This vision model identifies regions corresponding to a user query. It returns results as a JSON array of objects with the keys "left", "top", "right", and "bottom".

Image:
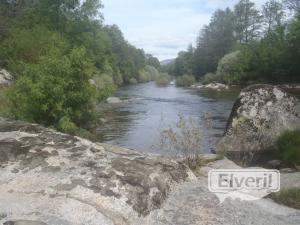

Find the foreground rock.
[
  {"left": 0, "top": 69, "right": 13, "bottom": 86},
  {"left": 217, "top": 84, "right": 300, "bottom": 163},
  {"left": 0, "top": 118, "right": 190, "bottom": 225},
  {"left": 148, "top": 159, "right": 300, "bottom": 225},
  {"left": 0, "top": 118, "right": 300, "bottom": 225}
]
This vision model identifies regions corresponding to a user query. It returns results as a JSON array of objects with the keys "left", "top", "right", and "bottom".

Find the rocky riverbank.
[
  {"left": 0, "top": 117, "right": 300, "bottom": 225},
  {"left": 1, "top": 84, "right": 300, "bottom": 225}
]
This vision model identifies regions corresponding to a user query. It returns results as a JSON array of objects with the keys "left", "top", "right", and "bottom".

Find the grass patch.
[
  {"left": 0, "top": 87, "right": 9, "bottom": 116},
  {"left": 277, "top": 130, "right": 300, "bottom": 167},
  {"left": 269, "top": 188, "right": 300, "bottom": 209}
]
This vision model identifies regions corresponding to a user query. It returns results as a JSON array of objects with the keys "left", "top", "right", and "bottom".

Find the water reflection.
[{"left": 95, "top": 82, "right": 240, "bottom": 155}]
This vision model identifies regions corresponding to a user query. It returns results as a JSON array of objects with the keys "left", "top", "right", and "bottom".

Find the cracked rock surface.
[
  {"left": 0, "top": 118, "right": 189, "bottom": 225},
  {"left": 0, "top": 118, "right": 300, "bottom": 225}
]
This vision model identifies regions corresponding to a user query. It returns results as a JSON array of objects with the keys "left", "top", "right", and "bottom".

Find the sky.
[{"left": 102, "top": 0, "right": 268, "bottom": 61}]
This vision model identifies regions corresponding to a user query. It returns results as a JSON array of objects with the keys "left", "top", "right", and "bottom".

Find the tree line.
[
  {"left": 165, "top": 0, "right": 300, "bottom": 85},
  {"left": 0, "top": 0, "right": 161, "bottom": 135}
]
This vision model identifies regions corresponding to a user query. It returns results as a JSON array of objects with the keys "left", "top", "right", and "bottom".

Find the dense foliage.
[
  {"left": 166, "top": 0, "right": 300, "bottom": 84},
  {"left": 0, "top": 0, "right": 162, "bottom": 133},
  {"left": 176, "top": 74, "right": 196, "bottom": 87}
]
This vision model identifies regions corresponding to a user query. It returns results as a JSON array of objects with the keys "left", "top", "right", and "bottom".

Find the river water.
[{"left": 96, "top": 82, "right": 240, "bottom": 155}]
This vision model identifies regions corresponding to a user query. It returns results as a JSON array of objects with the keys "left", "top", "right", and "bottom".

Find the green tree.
[
  {"left": 8, "top": 47, "right": 96, "bottom": 129},
  {"left": 263, "top": 0, "right": 285, "bottom": 34},
  {"left": 234, "top": 0, "right": 263, "bottom": 44},
  {"left": 284, "top": 0, "right": 300, "bottom": 13},
  {"left": 193, "top": 8, "right": 236, "bottom": 77}
]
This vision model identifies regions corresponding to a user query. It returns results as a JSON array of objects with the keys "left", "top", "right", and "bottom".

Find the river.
[{"left": 96, "top": 82, "right": 240, "bottom": 155}]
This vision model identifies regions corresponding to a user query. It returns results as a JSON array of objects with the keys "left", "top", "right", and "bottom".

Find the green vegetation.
[
  {"left": 159, "top": 114, "right": 203, "bottom": 169},
  {"left": 276, "top": 130, "right": 300, "bottom": 167},
  {"left": 270, "top": 188, "right": 300, "bottom": 209},
  {"left": 138, "top": 65, "right": 160, "bottom": 83},
  {"left": 155, "top": 73, "right": 172, "bottom": 86},
  {"left": 164, "top": 0, "right": 300, "bottom": 85},
  {"left": 176, "top": 74, "right": 195, "bottom": 87},
  {"left": 0, "top": 0, "right": 164, "bottom": 135}
]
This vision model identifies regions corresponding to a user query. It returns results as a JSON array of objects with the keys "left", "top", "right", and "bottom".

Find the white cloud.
[{"left": 102, "top": 0, "right": 268, "bottom": 60}]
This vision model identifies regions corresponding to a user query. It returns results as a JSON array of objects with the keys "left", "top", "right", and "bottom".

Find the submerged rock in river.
[{"left": 217, "top": 84, "right": 300, "bottom": 164}]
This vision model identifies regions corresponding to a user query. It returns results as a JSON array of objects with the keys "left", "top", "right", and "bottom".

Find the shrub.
[
  {"left": 155, "top": 73, "right": 171, "bottom": 86},
  {"left": 0, "top": 25, "right": 68, "bottom": 76},
  {"left": 215, "top": 50, "right": 251, "bottom": 85},
  {"left": 138, "top": 69, "right": 151, "bottom": 83},
  {"left": 145, "top": 65, "right": 160, "bottom": 80},
  {"left": 7, "top": 47, "right": 96, "bottom": 129},
  {"left": 138, "top": 65, "right": 160, "bottom": 83},
  {"left": 202, "top": 73, "right": 220, "bottom": 84},
  {"left": 93, "top": 73, "right": 116, "bottom": 101},
  {"left": 57, "top": 116, "right": 77, "bottom": 135},
  {"left": 159, "top": 114, "right": 203, "bottom": 169},
  {"left": 176, "top": 74, "right": 195, "bottom": 87},
  {"left": 129, "top": 77, "right": 138, "bottom": 84},
  {"left": 277, "top": 130, "right": 300, "bottom": 166}
]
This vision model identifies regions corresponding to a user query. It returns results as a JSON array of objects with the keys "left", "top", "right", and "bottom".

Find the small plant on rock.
[{"left": 159, "top": 113, "right": 203, "bottom": 169}]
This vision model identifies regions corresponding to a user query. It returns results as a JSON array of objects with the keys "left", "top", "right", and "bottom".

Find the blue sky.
[{"left": 102, "top": 0, "right": 268, "bottom": 60}]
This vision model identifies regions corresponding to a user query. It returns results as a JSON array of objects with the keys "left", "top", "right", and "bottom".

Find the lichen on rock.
[
  {"left": 0, "top": 118, "right": 190, "bottom": 225},
  {"left": 217, "top": 84, "right": 300, "bottom": 164}
]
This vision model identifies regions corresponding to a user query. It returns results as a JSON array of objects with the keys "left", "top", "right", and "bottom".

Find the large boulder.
[
  {"left": 217, "top": 84, "right": 300, "bottom": 163},
  {"left": 0, "top": 69, "right": 13, "bottom": 86},
  {"left": 0, "top": 118, "right": 190, "bottom": 225}
]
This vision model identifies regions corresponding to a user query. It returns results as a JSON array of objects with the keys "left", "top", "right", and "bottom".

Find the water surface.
[{"left": 96, "top": 82, "right": 240, "bottom": 155}]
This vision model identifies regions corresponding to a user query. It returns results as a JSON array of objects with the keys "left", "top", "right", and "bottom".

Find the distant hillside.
[{"left": 160, "top": 59, "right": 175, "bottom": 66}]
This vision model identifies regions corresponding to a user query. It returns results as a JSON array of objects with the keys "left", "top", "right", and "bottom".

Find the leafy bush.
[
  {"left": 155, "top": 73, "right": 171, "bottom": 86},
  {"left": 202, "top": 73, "right": 221, "bottom": 84},
  {"left": 213, "top": 50, "right": 252, "bottom": 85},
  {"left": 0, "top": 25, "right": 68, "bottom": 76},
  {"left": 138, "top": 70, "right": 151, "bottom": 83},
  {"left": 129, "top": 77, "right": 138, "bottom": 84},
  {"left": 57, "top": 116, "right": 77, "bottom": 135},
  {"left": 176, "top": 74, "right": 195, "bottom": 87},
  {"left": 93, "top": 73, "right": 116, "bottom": 101},
  {"left": 7, "top": 47, "right": 96, "bottom": 130},
  {"left": 145, "top": 65, "right": 160, "bottom": 80},
  {"left": 277, "top": 130, "right": 300, "bottom": 166},
  {"left": 138, "top": 65, "right": 160, "bottom": 83}
]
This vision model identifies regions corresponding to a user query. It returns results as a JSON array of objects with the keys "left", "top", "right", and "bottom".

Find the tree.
[
  {"left": 0, "top": 0, "right": 33, "bottom": 38},
  {"left": 8, "top": 47, "right": 96, "bottom": 129},
  {"left": 284, "top": 0, "right": 300, "bottom": 13},
  {"left": 234, "top": 0, "right": 263, "bottom": 44},
  {"left": 286, "top": 14, "right": 300, "bottom": 81},
  {"left": 193, "top": 8, "right": 236, "bottom": 77},
  {"left": 145, "top": 54, "right": 161, "bottom": 70},
  {"left": 173, "top": 45, "right": 194, "bottom": 77},
  {"left": 263, "top": 0, "right": 285, "bottom": 34}
]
